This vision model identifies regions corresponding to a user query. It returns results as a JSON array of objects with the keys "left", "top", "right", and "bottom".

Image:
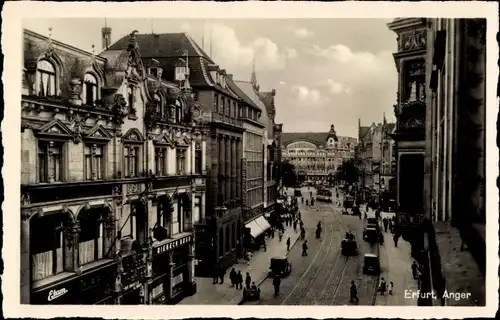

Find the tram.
[{"left": 316, "top": 188, "right": 333, "bottom": 202}]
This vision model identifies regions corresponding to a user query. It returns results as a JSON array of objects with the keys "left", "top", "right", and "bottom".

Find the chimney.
[{"left": 102, "top": 27, "right": 112, "bottom": 50}]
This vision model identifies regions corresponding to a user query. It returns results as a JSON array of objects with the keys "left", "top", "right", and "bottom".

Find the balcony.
[{"left": 211, "top": 113, "right": 243, "bottom": 127}]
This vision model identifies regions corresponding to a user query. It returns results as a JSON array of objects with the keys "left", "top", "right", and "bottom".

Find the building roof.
[
  {"left": 234, "top": 80, "right": 266, "bottom": 112},
  {"left": 359, "top": 126, "right": 371, "bottom": 139},
  {"left": 106, "top": 32, "right": 236, "bottom": 97},
  {"left": 226, "top": 77, "right": 260, "bottom": 111},
  {"left": 282, "top": 131, "right": 357, "bottom": 148}
]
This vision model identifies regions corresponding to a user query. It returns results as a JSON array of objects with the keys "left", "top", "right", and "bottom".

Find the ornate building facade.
[
  {"left": 21, "top": 29, "right": 207, "bottom": 305},
  {"left": 281, "top": 126, "right": 357, "bottom": 182},
  {"left": 107, "top": 32, "right": 246, "bottom": 275}
]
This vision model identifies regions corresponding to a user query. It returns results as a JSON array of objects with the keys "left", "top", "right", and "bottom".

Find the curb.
[{"left": 237, "top": 232, "right": 301, "bottom": 305}]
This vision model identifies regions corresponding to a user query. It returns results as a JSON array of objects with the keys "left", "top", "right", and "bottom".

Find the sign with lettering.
[
  {"left": 153, "top": 234, "right": 193, "bottom": 257},
  {"left": 241, "top": 158, "right": 247, "bottom": 207},
  {"left": 47, "top": 288, "right": 68, "bottom": 302}
]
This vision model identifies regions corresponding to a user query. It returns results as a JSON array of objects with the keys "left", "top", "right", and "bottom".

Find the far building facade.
[{"left": 281, "top": 125, "right": 357, "bottom": 183}]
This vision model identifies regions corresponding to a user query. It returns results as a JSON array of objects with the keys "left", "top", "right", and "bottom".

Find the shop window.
[
  {"left": 183, "top": 196, "right": 192, "bottom": 232},
  {"left": 218, "top": 228, "right": 223, "bottom": 257},
  {"left": 38, "top": 140, "right": 64, "bottom": 183},
  {"left": 84, "top": 144, "right": 105, "bottom": 180},
  {"left": 124, "top": 145, "right": 140, "bottom": 177},
  {"left": 36, "top": 59, "right": 57, "bottom": 97},
  {"left": 225, "top": 225, "right": 230, "bottom": 253},
  {"left": 30, "top": 212, "right": 69, "bottom": 281},
  {"left": 78, "top": 209, "right": 105, "bottom": 265},
  {"left": 83, "top": 73, "right": 98, "bottom": 106},
  {"left": 176, "top": 148, "right": 186, "bottom": 174},
  {"left": 155, "top": 147, "right": 168, "bottom": 176},
  {"left": 155, "top": 197, "right": 172, "bottom": 239}
]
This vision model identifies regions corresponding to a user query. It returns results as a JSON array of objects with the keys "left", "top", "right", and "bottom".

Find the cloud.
[
  {"left": 291, "top": 85, "right": 325, "bottom": 105},
  {"left": 326, "top": 79, "right": 352, "bottom": 94},
  {"left": 287, "top": 26, "right": 314, "bottom": 38},
  {"left": 309, "top": 44, "right": 356, "bottom": 63},
  {"left": 210, "top": 23, "right": 292, "bottom": 70},
  {"left": 286, "top": 48, "right": 298, "bottom": 59},
  {"left": 279, "top": 81, "right": 286, "bottom": 85}
]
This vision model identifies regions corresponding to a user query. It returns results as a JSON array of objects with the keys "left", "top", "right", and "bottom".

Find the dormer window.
[
  {"left": 36, "top": 59, "right": 57, "bottom": 97},
  {"left": 83, "top": 73, "right": 98, "bottom": 106},
  {"left": 175, "top": 66, "right": 190, "bottom": 81}
]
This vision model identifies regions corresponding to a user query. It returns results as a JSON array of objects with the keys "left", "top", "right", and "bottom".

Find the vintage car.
[
  {"left": 363, "top": 253, "right": 381, "bottom": 275},
  {"left": 363, "top": 227, "right": 384, "bottom": 244},
  {"left": 242, "top": 286, "right": 261, "bottom": 302},
  {"left": 268, "top": 256, "right": 292, "bottom": 277},
  {"left": 341, "top": 238, "right": 358, "bottom": 256},
  {"left": 367, "top": 218, "right": 378, "bottom": 225}
]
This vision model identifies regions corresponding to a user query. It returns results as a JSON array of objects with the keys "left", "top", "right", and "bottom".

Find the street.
[{"left": 243, "top": 186, "right": 380, "bottom": 305}]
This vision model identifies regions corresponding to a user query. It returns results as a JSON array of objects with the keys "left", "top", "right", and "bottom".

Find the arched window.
[
  {"left": 225, "top": 225, "right": 230, "bottom": 253},
  {"left": 36, "top": 59, "right": 57, "bottom": 97},
  {"left": 83, "top": 73, "right": 98, "bottom": 105},
  {"left": 30, "top": 212, "right": 70, "bottom": 281},
  {"left": 175, "top": 99, "right": 183, "bottom": 123},
  {"left": 78, "top": 208, "right": 105, "bottom": 265}
]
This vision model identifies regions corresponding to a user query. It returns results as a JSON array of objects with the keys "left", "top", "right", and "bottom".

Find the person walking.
[
  {"left": 212, "top": 265, "right": 219, "bottom": 284},
  {"left": 229, "top": 268, "right": 237, "bottom": 287},
  {"left": 293, "top": 219, "right": 298, "bottom": 232},
  {"left": 219, "top": 265, "right": 226, "bottom": 284},
  {"left": 393, "top": 233, "right": 399, "bottom": 247},
  {"left": 350, "top": 281, "right": 359, "bottom": 303},
  {"left": 388, "top": 281, "right": 394, "bottom": 295},
  {"left": 245, "top": 272, "right": 252, "bottom": 290},
  {"left": 300, "top": 227, "right": 306, "bottom": 240},
  {"left": 302, "top": 240, "right": 308, "bottom": 256},
  {"left": 279, "top": 230, "right": 284, "bottom": 242},
  {"left": 378, "top": 277, "right": 387, "bottom": 295},
  {"left": 236, "top": 270, "right": 243, "bottom": 290},
  {"left": 273, "top": 275, "right": 281, "bottom": 297},
  {"left": 286, "top": 236, "right": 291, "bottom": 251},
  {"left": 383, "top": 218, "right": 389, "bottom": 232}
]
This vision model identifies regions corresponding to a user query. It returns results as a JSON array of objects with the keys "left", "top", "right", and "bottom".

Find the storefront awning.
[
  {"left": 254, "top": 216, "right": 271, "bottom": 233},
  {"left": 245, "top": 220, "right": 265, "bottom": 238}
]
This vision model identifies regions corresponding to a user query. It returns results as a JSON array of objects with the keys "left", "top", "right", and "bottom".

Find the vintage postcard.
[{"left": 2, "top": 1, "right": 498, "bottom": 319}]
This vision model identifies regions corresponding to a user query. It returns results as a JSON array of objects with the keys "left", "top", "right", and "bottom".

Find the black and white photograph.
[{"left": 2, "top": 1, "right": 498, "bottom": 319}]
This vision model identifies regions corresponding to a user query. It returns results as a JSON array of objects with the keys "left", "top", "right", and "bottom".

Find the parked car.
[
  {"left": 268, "top": 256, "right": 292, "bottom": 277},
  {"left": 363, "top": 227, "right": 384, "bottom": 244},
  {"left": 363, "top": 253, "right": 381, "bottom": 275}
]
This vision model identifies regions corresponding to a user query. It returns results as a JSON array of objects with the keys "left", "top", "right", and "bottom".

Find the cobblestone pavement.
[{"left": 244, "top": 188, "right": 379, "bottom": 305}]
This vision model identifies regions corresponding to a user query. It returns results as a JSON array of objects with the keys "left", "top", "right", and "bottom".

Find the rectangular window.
[
  {"left": 155, "top": 147, "right": 168, "bottom": 176},
  {"left": 38, "top": 141, "right": 63, "bottom": 183},
  {"left": 213, "top": 94, "right": 218, "bottom": 112},
  {"left": 176, "top": 148, "right": 186, "bottom": 174},
  {"left": 238, "top": 104, "right": 242, "bottom": 118},
  {"left": 84, "top": 144, "right": 104, "bottom": 180},
  {"left": 220, "top": 97, "right": 225, "bottom": 114},
  {"left": 30, "top": 215, "right": 64, "bottom": 281},
  {"left": 124, "top": 145, "right": 140, "bottom": 177},
  {"left": 195, "top": 149, "right": 202, "bottom": 174}
]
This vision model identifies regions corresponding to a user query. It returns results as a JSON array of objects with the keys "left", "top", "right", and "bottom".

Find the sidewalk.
[
  {"left": 179, "top": 225, "right": 300, "bottom": 305},
  {"left": 375, "top": 234, "right": 419, "bottom": 306}
]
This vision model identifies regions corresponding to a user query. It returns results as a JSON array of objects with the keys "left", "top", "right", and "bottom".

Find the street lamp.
[{"left": 215, "top": 205, "right": 228, "bottom": 218}]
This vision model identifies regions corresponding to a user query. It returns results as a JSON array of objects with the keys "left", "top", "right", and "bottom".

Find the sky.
[{"left": 23, "top": 18, "right": 398, "bottom": 138}]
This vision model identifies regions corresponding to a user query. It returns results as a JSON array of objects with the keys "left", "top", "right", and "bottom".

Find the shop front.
[
  {"left": 31, "top": 261, "right": 117, "bottom": 305},
  {"left": 118, "top": 251, "right": 147, "bottom": 305},
  {"left": 244, "top": 215, "right": 272, "bottom": 251},
  {"left": 148, "top": 234, "right": 195, "bottom": 304}
]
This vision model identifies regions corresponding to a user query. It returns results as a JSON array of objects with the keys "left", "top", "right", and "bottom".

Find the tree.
[
  {"left": 281, "top": 160, "right": 297, "bottom": 187},
  {"left": 335, "top": 159, "right": 359, "bottom": 186}
]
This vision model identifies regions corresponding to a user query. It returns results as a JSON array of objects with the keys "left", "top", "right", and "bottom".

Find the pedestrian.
[
  {"left": 393, "top": 233, "right": 399, "bottom": 247},
  {"left": 383, "top": 218, "right": 389, "bottom": 232},
  {"left": 302, "top": 240, "right": 308, "bottom": 256},
  {"left": 273, "top": 275, "right": 281, "bottom": 297},
  {"left": 219, "top": 265, "right": 226, "bottom": 284},
  {"left": 293, "top": 219, "right": 297, "bottom": 232},
  {"left": 300, "top": 227, "right": 305, "bottom": 240},
  {"left": 411, "top": 261, "right": 419, "bottom": 280},
  {"left": 350, "top": 280, "right": 359, "bottom": 303},
  {"left": 279, "top": 230, "right": 284, "bottom": 242},
  {"left": 251, "top": 281, "right": 258, "bottom": 291},
  {"left": 388, "top": 218, "right": 393, "bottom": 233},
  {"left": 245, "top": 272, "right": 252, "bottom": 289},
  {"left": 230, "top": 268, "right": 237, "bottom": 287},
  {"left": 378, "top": 277, "right": 387, "bottom": 295},
  {"left": 388, "top": 281, "right": 394, "bottom": 295},
  {"left": 236, "top": 270, "right": 243, "bottom": 290},
  {"left": 212, "top": 265, "right": 219, "bottom": 284},
  {"left": 300, "top": 220, "right": 304, "bottom": 228},
  {"left": 263, "top": 238, "right": 267, "bottom": 252},
  {"left": 306, "top": 199, "right": 309, "bottom": 206},
  {"left": 286, "top": 236, "right": 291, "bottom": 251}
]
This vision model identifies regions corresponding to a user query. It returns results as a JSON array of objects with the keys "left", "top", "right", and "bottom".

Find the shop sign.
[
  {"left": 153, "top": 234, "right": 192, "bottom": 257},
  {"left": 47, "top": 287, "right": 68, "bottom": 302},
  {"left": 241, "top": 158, "right": 247, "bottom": 207}
]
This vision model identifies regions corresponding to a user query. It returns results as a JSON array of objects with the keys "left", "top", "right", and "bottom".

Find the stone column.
[
  {"left": 201, "top": 192, "right": 206, "bottom": 220},
  {"left": 187, "top": 243, "right": 195, "bottom": 294},
  {"left": 185, "top": 140, "right": 192, "bottom": 174},
  {"left": 225, "top": 137, "right": 231, "bottom": 204},
  {"left": 191, "top": 139, "right": 196, "bottom": 175},
  {"left": 47, "top": 141, "right": 55, "bottom": 183},
  {"left": 64, "top": 223, "right": 80, "bottom": 272},
  {"left": 168, "top": 251, "right": 175, "bottom": 299},
  {"left": 219, "top": 135, "right": 225, "bottom": 204},
  {"left": 236, "top": 138, "right": 242, "bottom": 202},
  {"left": 231, "top": 138, "right": 237, "bottom": 201},
  {"left": 201, "top": 136, "right": 207, "bottom": 175}
]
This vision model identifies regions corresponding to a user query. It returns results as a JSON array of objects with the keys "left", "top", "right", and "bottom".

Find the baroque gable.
[
  {"left": 85, "top": 124, "right": 112, "bottom": 140},
  {"left": 122, "top": 128, "right": 144, "bottom": 142},
  {"left": 35, "top": 118, "right": 73, "bottom": 137},
  {"left": 154, "top": 132, "right": 175, "bottom": 147}
]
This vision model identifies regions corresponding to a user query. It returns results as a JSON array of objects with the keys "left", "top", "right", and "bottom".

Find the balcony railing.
[{"left": 211, "top": 113, "right": 243, "bottom": 127}]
